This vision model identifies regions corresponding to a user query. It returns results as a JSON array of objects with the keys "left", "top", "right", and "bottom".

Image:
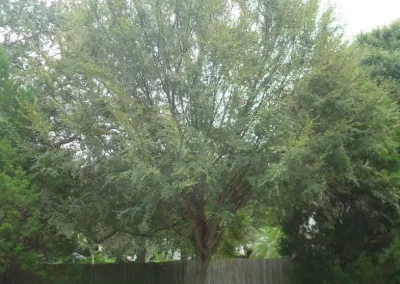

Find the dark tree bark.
[
  {"left": 188, "top": 194, "right": 225, "bottom": 284},
  {"left": 186, "top": 174, "right": 251, "bottom": 284},
  {"left": 136, "top": 248, "right": 147, "bottom": 263}
]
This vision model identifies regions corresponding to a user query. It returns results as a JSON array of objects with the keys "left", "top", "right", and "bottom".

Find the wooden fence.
[
  {"left": 1, "top": 258, "right": 290, "bottom": 284},
  {"left": 188, "top": 258, "right": 291, "bottom": 284}
]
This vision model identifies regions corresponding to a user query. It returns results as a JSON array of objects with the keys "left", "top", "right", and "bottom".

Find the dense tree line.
[{"left": 1, "top": 0, "right": 400, "bottom": 283}]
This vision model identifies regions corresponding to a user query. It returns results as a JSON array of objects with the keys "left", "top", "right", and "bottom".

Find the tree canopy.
[
  {"left": 357, "top": 20, "right": 400, "bottom": 103},
  {"left": 28, "top": 0, "right": 344, "bottom": 282},
  {"left": 276, "top": 29, "right": 400, "bottom": 283},
  {"left": 0, "top": 46, "right": 76, "bottom": 283},
  {"left": 1, "top": 0, "right": 400, "bottom": 283}
]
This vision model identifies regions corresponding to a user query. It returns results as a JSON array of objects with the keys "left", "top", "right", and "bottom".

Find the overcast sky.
[{"left": 329, "top": 0, "right": 400, "bottom": 39}]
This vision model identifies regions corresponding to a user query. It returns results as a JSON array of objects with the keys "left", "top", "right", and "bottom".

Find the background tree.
[
  {"left": 0, "top": 46, "right": 76, "bottom": 283},
  {"left": 356, "top": 20, "right": 400, "bottom": 104},
  {"left": 29, "top": 0, "right": 342, "bottom": 283},
  {"left": 0, "top": 0, "right": 62, "bottom": 75},
  {"left": 270, "top": 46, "right": 400, "bottom": 283},
  {"left": 0, "top": 117, "right": 43, "bottom": 283}
]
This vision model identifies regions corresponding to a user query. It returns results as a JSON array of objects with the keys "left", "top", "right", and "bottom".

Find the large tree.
[{"left": 30, "top": 0, "right": 342, "bottom": 282}]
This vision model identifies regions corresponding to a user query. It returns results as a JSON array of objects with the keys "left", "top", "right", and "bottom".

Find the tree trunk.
[
  {"left": 136, "top": 248, "right": 147, "bottom": 263},
  {"left": 191, "top": 217, "right": 224, "bottom": 284},
  {"left": 186, "top": 188, "right": 227, "bottom": 284},
  {"left": 194, "top": 247, "right": 210, "bottom": 284},
  {"left": 195, "top": 264, "right": 208, "bottom": 284},
  {"left": 3, "top": 270, "right": 9, "bottom": 284},
  {"left": 136, "top": 239, "right": 148, "bottom": 263}
]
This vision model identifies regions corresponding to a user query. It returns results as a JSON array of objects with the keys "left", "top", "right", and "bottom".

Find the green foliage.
[
  {"left": 0, "top": 0, "right": 62, "bottom": 74},
  {"left": 356, "top": 20, "right": 400, "bottom": 103},
  {"left": 79, "top": 252, "right": 116, "bottom": 264},
  {"left": 380, "top": 237, "right": 400, "bottom": 282},
  {"left": 151, "top": 251, "right": 175, "bottom": 263},
  {"left": 250, "top": 227, "right": 283, "bottom": 259},
  {"left": 323, "top": 233, "right": 400, "bottom": 284},
  {"left": 273, "top": 20, "right": 400, "bottom": 283},
  {"left": 0, "top": 46, "right": 43, "bottom": 279},
  {"left": 272, "top": 46, "right": 400, "bottom": 283},
  {"left": 216, "top": 210, "right": 257, "bottom": 258},
  {"left": 0, "top": 48, "right": 36, "bottom": 143},
  {"left": 0, "top": 46, "right": 77, "bottom": 282},
  {"left": 30, "top": 1, "right": 343, "bottom": 270},
  {"left": 0, "top": 123, "right": 42, "bottom": 277},
  {"left": 20, "top": 1, "right": 400, "bottom": 283}
]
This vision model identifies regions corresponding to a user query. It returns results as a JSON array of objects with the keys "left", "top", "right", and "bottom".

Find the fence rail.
[{"left": 2, "top": 258, "right": 290, "bottom": 284}]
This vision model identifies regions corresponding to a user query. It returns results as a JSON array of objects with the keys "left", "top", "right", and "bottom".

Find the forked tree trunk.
[
  {"left": 186, "top": 182, "right": 249, "bottom": 284},
  {"left": 191, "top": 216, "right": 224, "bottom": 284}
]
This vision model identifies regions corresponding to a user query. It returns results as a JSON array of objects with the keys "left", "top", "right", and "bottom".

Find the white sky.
[{"left": 330, "top": 0, "right": 400, "bottom": 40}]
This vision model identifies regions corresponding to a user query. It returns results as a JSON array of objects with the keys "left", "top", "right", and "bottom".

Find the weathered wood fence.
[
  {"left": 187, "top": 258, "right": 290, "bottom": 284},
  {"left": 2, "top": 258, "right": 290, "bottom": 284}
]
